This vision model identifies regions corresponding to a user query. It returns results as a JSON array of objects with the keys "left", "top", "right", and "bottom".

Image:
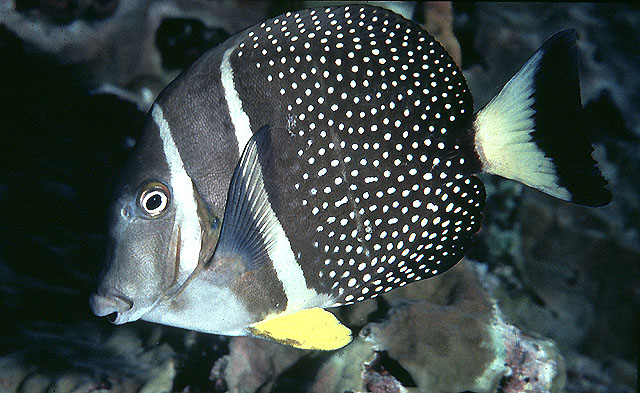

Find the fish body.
[{"left": 90, "top": 5, "right": 610, "bottom": 350}]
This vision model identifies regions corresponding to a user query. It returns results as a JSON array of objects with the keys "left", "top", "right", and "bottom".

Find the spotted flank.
[
  {"left": 225, "top": 6, "right": 486, "bottom": 306},
  {"left": 91, "top": 5, "right": 610, "bottom": 350}
]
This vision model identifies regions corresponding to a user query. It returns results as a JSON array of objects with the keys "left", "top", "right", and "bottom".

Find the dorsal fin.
[{"left": 214, "top": 125, "right": 277, "bottom": 270}]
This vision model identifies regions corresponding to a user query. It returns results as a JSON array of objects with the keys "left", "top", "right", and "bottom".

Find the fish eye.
[{"left": 138, "top": 182, "right": 170, "bottom": 217}]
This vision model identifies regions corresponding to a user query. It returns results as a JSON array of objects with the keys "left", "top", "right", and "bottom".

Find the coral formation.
[{"left": 0, "top": 0, "right": 269, "bottom": 110}]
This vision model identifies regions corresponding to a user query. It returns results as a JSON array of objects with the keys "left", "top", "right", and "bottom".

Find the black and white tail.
[{"left": 473, "top": 30, "right": 610, "bottom": 207}]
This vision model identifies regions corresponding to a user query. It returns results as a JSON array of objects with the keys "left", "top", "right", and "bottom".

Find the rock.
[
  {"left": 15, "top": 0, "right": 120, "bottom": 25},
  {"left": 361, "top": 266, "right": 499, "bottom": 393},
  {"left": 307, "top": 339, "right": 377, "bottom": 393},
  {"left": 360, "top": 263, "right": 565, "bottom": 393},
  {"left": 0, "top": 324, "right": 177, "bottom": 393},
  {"left": 211, "top": 336, "right": 306, "bottom": 393},
  {"left": 0, "top": 0, "right": 270, "bottom": 110},
  {"left": 137, "top": 357, "right": 176, "bottom": 393},
  {"left": 362, "top": 355, "right": 412, "bottom": 393}
]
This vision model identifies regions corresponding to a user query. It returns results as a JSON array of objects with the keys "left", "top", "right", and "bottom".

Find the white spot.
[{"left": 335, "top": 196, "right": 349, "bottom": 207}]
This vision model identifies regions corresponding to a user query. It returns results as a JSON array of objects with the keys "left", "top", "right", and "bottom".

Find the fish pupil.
[{"left": 145, "top": 193, "right": 163, "bottom": 211}]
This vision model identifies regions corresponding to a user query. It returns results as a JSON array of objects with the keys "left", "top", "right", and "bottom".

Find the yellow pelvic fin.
[{"left": 248, "top": 307, "right": 352, "bottom": 350}]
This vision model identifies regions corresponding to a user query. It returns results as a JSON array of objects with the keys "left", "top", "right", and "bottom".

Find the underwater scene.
[{"left": 0, "top": 1, "right": 638, "bottom": 392}]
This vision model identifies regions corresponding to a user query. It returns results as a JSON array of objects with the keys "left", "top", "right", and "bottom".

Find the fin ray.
[{"left": 214, "top": 125, "right": 277, "bottom": 270}]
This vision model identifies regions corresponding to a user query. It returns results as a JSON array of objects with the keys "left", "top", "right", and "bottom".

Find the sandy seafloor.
[{"left": 0, "top": 1, "right": 638, "bottom": 392}]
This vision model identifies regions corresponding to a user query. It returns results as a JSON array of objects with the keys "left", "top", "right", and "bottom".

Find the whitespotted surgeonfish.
[{"left": 90, "top": 5, "right": 610, "bottom": 350}]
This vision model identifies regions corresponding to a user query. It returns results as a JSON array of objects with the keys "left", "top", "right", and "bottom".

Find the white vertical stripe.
[
  {"left": 152, "top": 104, "right": 202, "bottom": 285},
  {"left": 219, "top": 47, "right": 332, "bottom": 314},
  {"left": 220, "top": 46, "right": 253, "bottom": 155},
  {"left": 217, "top": 129, "right": 333, "bottom": 313},
  {"left": 270, "top": 221, "right": 321, "bottom": 311},
  {"left": 243, "top": 140, "right": 330, "bottom": 311}
]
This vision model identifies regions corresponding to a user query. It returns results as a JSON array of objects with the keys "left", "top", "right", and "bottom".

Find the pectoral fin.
[
  {"left": 214, "top": 125, "right": 277, "bottom": 271},
  {"left": 248, "top": 308, "right": 352, "bottom": 350}
]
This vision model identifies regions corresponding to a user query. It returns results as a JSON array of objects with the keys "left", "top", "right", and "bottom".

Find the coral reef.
[
  {"left": 0, "top": 325, "right": 177, "bottom": 393},
  {"left": 0, "top": 0, "right": 269, "bottom": 110},
  {"left": 360, "top": 263, "right": 565, "bottom": 393},
  {"left": 0, "top": 1, "right": 637, "bottom": 392}
]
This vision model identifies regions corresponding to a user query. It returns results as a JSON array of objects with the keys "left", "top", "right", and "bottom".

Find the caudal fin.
[{"left": 473, "top": 30, "right": 610, "bottom": 207}]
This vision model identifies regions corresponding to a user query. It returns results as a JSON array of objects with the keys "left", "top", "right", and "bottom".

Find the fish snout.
[{"left": 89, "top": 292, "right": 134, "bottom": 324}]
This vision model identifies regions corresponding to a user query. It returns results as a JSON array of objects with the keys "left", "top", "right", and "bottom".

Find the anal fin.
[{"left": 248, "top": 308, "right": 352, "bottom": 350}]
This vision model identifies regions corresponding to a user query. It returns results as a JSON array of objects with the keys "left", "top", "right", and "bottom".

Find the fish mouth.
[{"left": 89, "top": 293, "right": 135, "bottom": 324}]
